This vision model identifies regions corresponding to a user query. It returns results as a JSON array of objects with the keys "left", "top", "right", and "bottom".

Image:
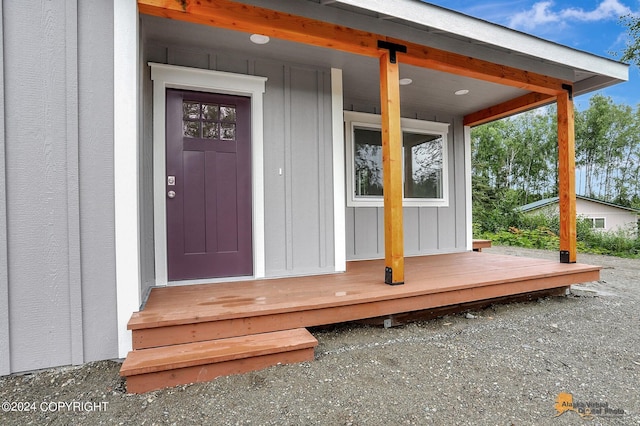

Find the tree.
[
  {"left": 575, "top": 95, "right": 617, "bottom": 197},
  {"left": 472, "top": 108, "right": 557, "bottom": 206},
  {"left": 471, "top": 97, "right": 640, "bottom": 234},
  {"left": 575, "top": 95, "right": 639, "bottom": 202},
  {"left": 510, "top": 109, "right": 557, "bottom": 203},
  {"left": 620, "top": 14, "right": 640, "bottom": 66},
  {"left": 471, "top": 109, "right": 557, "bottom": 233}
]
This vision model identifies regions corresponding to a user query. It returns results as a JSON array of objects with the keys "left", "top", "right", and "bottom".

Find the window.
[
  {"left": 182, "top": 101, "right": 237, "bottom": 140},
  {"left": 345, "top": 111, "right": 449, "bottom": 207},
  {"left": 585, "top": 217, "right": 606, "bottom": 229}
]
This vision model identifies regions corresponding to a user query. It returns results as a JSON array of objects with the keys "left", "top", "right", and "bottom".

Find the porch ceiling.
[{"left": 143, "top": 15, "right": 529, "bottom": 118}]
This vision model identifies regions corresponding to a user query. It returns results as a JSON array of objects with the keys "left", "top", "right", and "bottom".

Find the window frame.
[
  {"left": 586, "top": 217, "right": 606, "bottom": 229},
  {"left": 344, "top": 110, "right": 450, "bottom": 207}
]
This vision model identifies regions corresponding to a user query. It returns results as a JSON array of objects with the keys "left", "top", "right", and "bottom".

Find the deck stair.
[{"left": 120, "top": 328, "right": 317, "bottom": 394}]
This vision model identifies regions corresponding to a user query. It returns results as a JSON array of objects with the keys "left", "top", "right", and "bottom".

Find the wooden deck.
[{"left": 121, "top": 251, "right": 600, "bottom": 392}]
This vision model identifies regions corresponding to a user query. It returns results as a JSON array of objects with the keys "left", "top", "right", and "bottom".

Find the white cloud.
[
  {"left": 562, "top": 0, "right": 632, "bottom": 21},
  {"left": 508, "top": 0, "right": 633, "bottom": 31},
  {"left": 509, "top": 1, "right": 560, "bottom": 30}
]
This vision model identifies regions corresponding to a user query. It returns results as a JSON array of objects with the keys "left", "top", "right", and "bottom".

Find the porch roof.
[
  {"left": 141, "top": 0, "right": 629, "bottom": 122},
  {"left": 324, "top": 0, "right": 628, "bottom": 92}
]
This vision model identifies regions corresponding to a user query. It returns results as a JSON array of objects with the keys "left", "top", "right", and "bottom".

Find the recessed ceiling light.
[
  {"left": 250, "top": 34, "right": 270, "bottom": 44},
  {"left": 399, "top": 78, "right": 413, "bottom": 86},
  {"left": 455, "top": 89, "right": 470, "bottom": 96}
]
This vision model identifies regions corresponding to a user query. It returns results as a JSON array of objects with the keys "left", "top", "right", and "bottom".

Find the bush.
[
  {"left": 475, "top": 213, "right": 640, "bottom": 258},
  {"left": 472, "top": 188, "right": 528, "bottom": 234},
  {"left": 486, "top": 227, "right": 559, "bottom": 250},
  {"left": 578, "top": 225, "right": 640, "bottom": 257}
]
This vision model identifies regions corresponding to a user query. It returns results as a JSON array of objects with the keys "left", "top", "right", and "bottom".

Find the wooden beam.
[
  {"left": 392, "top": 40, "right": 565, "bottom": 96},
  {"left": 557, "top": 90, "right": 577, "bottom": 263},
  {"left": 379, "top": 51, "right": 404, "bottom": 285},
  {"left": 138, "top": 0, "right": 378, "bottom": 56},
  {"left": 464, "top": 92, "right": 556, "bottom": 127},
  {"left": 137, "top": 0, "right": 569, "bottom": 95}
]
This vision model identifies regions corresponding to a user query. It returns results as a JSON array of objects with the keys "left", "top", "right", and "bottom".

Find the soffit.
[
  {"left": 143, "top": 15, "right": 523, "bottom": 117},
  {"left": 142, "top": 0, "right": 628, "bottom": 117}
]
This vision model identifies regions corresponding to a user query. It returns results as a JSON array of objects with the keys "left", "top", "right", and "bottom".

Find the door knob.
[{"left": 167, "top": 190, "right": 176, "bottom": 199}]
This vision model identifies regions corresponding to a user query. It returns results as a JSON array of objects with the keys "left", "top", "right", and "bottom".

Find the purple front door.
[{"left": 166, "top": 89, "right": 253, "bottom": 280}]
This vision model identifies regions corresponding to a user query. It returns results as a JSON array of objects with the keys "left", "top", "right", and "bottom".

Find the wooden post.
[
  {"left": 379, "top": 50, "right": 404, "bottom": 284},
  {"left": 557, "top": 88, "right": 577, "bottom": 263}
]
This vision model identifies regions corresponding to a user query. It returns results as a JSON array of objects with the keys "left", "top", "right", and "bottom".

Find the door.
[{"left": 166, "top": 89, "right": 253, "bottom": 280}]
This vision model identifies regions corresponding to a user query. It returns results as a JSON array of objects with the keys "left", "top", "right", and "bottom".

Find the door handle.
[{"left": 167, "top": 190, "right": 176, "bottom": 199}]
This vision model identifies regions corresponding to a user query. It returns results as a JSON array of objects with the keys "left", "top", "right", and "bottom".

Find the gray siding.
[
  {"left": 0, "top": 0, "right": 9, "bottom": 376},
  {"left": 344, "top": 102, "right": 468, "bottom": 260},
  {"left": 78, "top": 0, "right": 118, "bottom": 363},
  {"left": 139, "top": 25, "right": 157, "bottom": 302},
  {"left": 259, "top": 63, "right": 335, "bottom": 276},
  {"left": 1, "top": 0, "right": 117, "bottom": 374},
  {"left": 141, "top": 43, "right": 336, "bottom": 279}
]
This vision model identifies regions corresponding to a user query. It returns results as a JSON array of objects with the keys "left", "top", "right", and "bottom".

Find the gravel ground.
[{"left": 1, "top": 246, "right": 639, "bottom": 425}]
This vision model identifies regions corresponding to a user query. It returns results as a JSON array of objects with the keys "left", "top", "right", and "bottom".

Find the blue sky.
[{"left": 425, "top": 0, "right": 640, "bottom": 109}]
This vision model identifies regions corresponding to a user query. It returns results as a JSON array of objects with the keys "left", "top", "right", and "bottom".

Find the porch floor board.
[{"left": 129, "top": 252, "right": 600, "bottom": 331}]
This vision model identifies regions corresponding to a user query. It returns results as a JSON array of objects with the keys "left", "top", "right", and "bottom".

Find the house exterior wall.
[
  {"left": 142, "top": 43, "right": 336, "bottom": 280},
  {"left": 139, "top": 36, "right": 156, "bottom": 301},
  {"left": 344, "top": 102, "right": 468, "bottom": 259},
  {"left": 0, "top": 0, "right": 622, "bottom": 378},
  {"left": 78, "top": 0, "right": 118, "bottom": 365},
  {"left": 0, "top": 0, "right": 118, "bottom": 375},
  {"left": 575, "top": 199, "right": 637, "bottom": 233},
  {"left": 525, "top": 199, "right": 638, "bottom": 234},
  {"left": 0, "top": 0, "right": 8, "bottom": 376},
  {"left": 141, "top": 40, "right": 469, "bottom": 275}
]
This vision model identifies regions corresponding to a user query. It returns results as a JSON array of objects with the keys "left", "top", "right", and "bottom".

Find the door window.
[{"left": 182, "top": 101, "right": 237, "bottom": 141}]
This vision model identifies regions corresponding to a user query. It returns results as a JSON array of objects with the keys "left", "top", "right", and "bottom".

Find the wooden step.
[{"left": 120, "top": 328, "right": 317, "bottom": 394}]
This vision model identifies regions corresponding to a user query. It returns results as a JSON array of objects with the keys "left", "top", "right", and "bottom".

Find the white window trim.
[
  {"left": 344, "top": 110, "right": 450, "bottom": 208},
  {"left": 149, "top": 63, "right": 267, "bottom": 286},
  {"left": 586, "top": 216, "right": 606, "bottom": 229}
]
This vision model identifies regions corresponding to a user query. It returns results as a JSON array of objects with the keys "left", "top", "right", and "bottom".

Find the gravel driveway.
[{"left": 1, "top": 246, "right": 638, "bottom": 425}]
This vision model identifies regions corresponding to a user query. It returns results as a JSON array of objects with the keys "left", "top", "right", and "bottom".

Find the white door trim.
[{"left": 149, "top": 63, "right": 267, "bottom": 285}]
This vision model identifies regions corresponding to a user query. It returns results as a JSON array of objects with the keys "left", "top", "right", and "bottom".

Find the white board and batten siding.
[{"left": 0, "top": 1, "right": 118, "bottom": 375}]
